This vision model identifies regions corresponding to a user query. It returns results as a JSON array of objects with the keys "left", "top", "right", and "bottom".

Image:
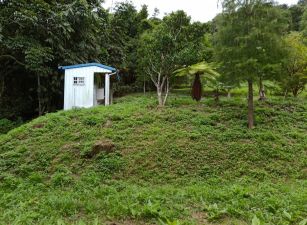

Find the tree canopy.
[
  {"left": 137, "top": 11, "right": 209, "bottom": 106},
  {"left": 214, "top": 0, "right": 289, "bottom": 128}
]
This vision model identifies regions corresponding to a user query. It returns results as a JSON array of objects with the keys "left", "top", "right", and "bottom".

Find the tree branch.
[
  {"left": 161, "top": 76, "right": 167, "bottom": 88},
  {"left": 145, "top": 67, "right": 158, "bottom": 87},
  {"left": 0, "top": 55, "right": 25, "bottom": 66},
  {"left": 149, "top": 58, "right": 160, "bottom": 75}
]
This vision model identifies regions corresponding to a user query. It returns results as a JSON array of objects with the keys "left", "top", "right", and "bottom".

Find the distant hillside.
[{"left": 0, "top": 95, "right": 306, "bottom": 224}]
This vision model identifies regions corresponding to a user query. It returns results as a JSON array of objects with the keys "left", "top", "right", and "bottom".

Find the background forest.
[{"left": 0, "top": 0, "right": 306, "bottom": 130}]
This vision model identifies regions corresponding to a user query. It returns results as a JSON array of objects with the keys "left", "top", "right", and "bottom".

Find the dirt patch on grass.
[
  {"left": 32, "top": 123, "right": 45, "bottom": 129},
  {"left": 191, "top": 211, "right": 248, "bottom": 225},
  {"left": 106, "top": 219, "right": 154, "bottom": 225},
  {"left": 86, "top": 139, "right": 115, "bottom": 158},
  {"left": 191, "top": 211, "right": 210, "bottom": 224}
]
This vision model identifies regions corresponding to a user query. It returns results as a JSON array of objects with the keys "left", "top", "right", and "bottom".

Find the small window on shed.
[{"left": 73, "top": 77, "right": 85, "bottom": 86}]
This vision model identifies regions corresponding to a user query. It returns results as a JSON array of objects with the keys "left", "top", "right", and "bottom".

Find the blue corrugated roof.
[{"left": 59, "top": 63, "right": 116, "bottom": 72}]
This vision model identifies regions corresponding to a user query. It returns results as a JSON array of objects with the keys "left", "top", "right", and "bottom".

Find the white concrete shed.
[{"left": 59, "top": 63, "right": 117, "bottom": 110}]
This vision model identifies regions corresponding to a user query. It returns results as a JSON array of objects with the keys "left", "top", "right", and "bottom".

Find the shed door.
[{"left": 72, "top": 77, "right": 86, "bottom": 108}]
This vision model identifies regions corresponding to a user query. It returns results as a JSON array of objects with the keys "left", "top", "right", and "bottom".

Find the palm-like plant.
[
  {"left": 174, "top": 62, "right": 219, "bottom": 77},
  {"left": 174, "top": 62, "right": 220, "bottom": 101}
]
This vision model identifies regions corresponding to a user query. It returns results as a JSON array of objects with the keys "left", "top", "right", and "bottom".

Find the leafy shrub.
[
  {"left": 0, "top": 118, "right": 23, "bottom": 134},
  {"left": 51, "top": 169, "right": 74, "bottom": 187}
]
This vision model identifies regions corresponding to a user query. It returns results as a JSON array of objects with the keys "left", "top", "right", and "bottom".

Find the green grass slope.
[{"left": 0, "top": 95, "right": 306, "bottom": 225}]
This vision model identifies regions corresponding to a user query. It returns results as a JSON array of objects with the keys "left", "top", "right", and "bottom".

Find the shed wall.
[{"left": 64, "top": 66, "right": 111, "bottom": 110}]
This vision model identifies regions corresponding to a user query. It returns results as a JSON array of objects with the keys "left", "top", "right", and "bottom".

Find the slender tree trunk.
[
  {"left": 258, "top": 77, "right": 266, "bottom": 101},
  {"left": 150, "top": 70, "right": 169, "bottom": 107},
  {"left": 37, "top": 74, "right": 42, "bottom": 116},
  {"left": 227, "top": 90, "right": 231, "bottom": 98},
  {"left": 157, "top": 87, "right": 163, "bottom": 106},
  {"left": 143, "top": 75, "right": 146, "bottom": 95},
  {"left": 284, "top": 89, "right": 288, "bottom": 99},
  {"left": 215, "top": 89, "right": 219, "bottom": 102},
  {"left": 248, "top": 79, "right": 254, "bottom": 129},
  {"left": 292, "top": 88, "right": 299, "bottom": 97},
  {"left": 163, "top": 77, "right": 169, "bottom": 106}
]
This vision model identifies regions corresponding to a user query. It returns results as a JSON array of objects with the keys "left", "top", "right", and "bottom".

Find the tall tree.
[
  {"left": 138, "top": 11, "right": 207, "bottom": 106},
  {"left": 281, "top": 32, "right": 307, "bottom": 97},
  {"left": 288, "top": 2, "right": 306, "bottom": 31},
  {"left": 215, "top": 0, "right": 288, "bottom": 128},
  {"left": 106, "top": 2, "right": 151, "bottom": 86}
]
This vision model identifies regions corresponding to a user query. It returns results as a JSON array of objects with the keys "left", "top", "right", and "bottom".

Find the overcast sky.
[{"left": 104, "top": 0, "right": 299, "bottom": 22}]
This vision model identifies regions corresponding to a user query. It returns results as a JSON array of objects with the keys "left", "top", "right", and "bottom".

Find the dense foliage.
[
  {"left": 281, "top": 32, "right": 307, "bottom": 96},
  {"left": 0, "top": 0, "right": 108, "bottom": 117},
  {"left": 1, "top": 0, "right": 306, "bottom": 124}
]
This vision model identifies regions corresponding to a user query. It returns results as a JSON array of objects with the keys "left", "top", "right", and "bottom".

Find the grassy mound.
[{"left": 0, "top": 95, "right": 306, "bottom": 224}]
